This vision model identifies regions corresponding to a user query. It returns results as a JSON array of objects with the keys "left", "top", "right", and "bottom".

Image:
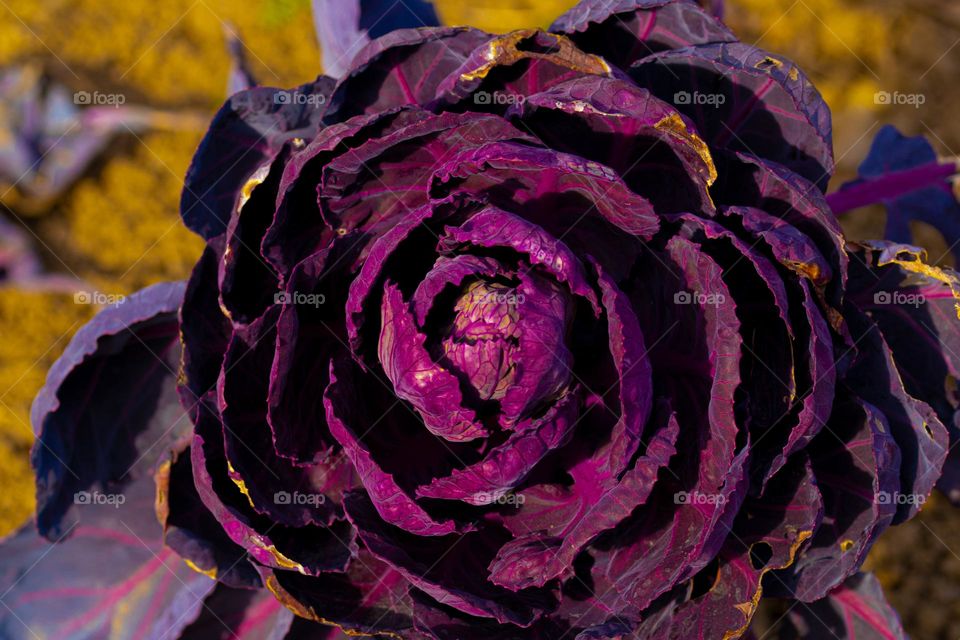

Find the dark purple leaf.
[
  {"left": 551, "top": 0, "right": 736, "bottom": 71},
  {"left": 649, "top": 455, "right": 822, "bottom": 640},
  {"left": 506, "top": 76, "right": 717, "bottom": 217},
  {"left": 343, "top": 490, "right": 555, "bottom": 627},
  {"left": 0, "top": 475, "right": 217, "bottom": 640},
  {"left": 180, "top": 77, "right": 334, "bottom": 240},
  {"left": 312, "top": 0, "right": 442, "bottom": 79},
  {"left": 781, "top": 572, "right": 907, "bottom": 640},
  {"left": 829, "top": 126, "right": 960, "bottom": 261},
  {"left": 324, "top": 27, "right": 489, "bottom": 119},
  {"left": 155, "top": 438, "right": 262, "bottom": 589},
  {"left": 769, "top": 395, "right": 900, "bottom": 602},
  {"left": 31, "top": 281, "right": 187, "bottom": 539},
  {"left": 846, "top": 241, "right": 960, "bottom": 505},
  {"left": 324, "top": 358, "right": 464, "bottom": 535},
  {"left": 630, "top": 42, "right": 834, "bottom": 190},
  {"left": 431, "top": 30, "right": 622, "bottom": 112}
]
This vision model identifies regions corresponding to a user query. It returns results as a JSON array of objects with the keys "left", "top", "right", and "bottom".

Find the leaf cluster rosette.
[{"left": 5, "top": 1, "right": 960, "bottom": 638}]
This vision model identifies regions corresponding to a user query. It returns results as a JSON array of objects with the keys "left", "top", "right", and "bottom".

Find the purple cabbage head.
[{"left": 8, "top": 1, "right": 960, "bottom": 639}]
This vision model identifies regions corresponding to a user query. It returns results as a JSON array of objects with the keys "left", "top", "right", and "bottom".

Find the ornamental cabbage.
[{"left": 3, "top": 1, "right": 960, "bottom": 639}]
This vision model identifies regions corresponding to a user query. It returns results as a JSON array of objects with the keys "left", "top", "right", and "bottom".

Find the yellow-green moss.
[
  {"left": 725, "top": 0, "right": 891, "bottom": 112},
  {"left": 47, "top": 130, "right": 205, "bottom": 293},
  {"left": 433, "top": 0, "right": 580, "bottom": 32},
  {"left": 0, "top": 290, "right": 94, "bottom": 536},
  {"left": 0, "top": 0, "right": 321, "bottom": 108}
]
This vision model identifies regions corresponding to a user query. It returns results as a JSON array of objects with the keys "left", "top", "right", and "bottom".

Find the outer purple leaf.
[
  {"left": 411, "top": 592, "right": 565, "bottom": 639},
  {"left": 781, "top": 573, "right": 907, "bottom": 640},
  {"left": 550, "top": 0, "right": 736, "bottom": 70},
  {"left": 343, "top": 491, "right": 555, "bottom": 627},
  {"left": 712, "top": 151, "right": 848, "bottom": 312},
  {"left": 263, "top": 108, "right": 414, "bottom": 275},
  {"left": 673, "top": 213, "right": 796, "bottom": 441},
  {"left": 588, "top": 260, "right": 655, "bottom": 474},
  {"left": 761, "top": 278, "right": 835, "bottom": 485},
  {"left": 842, "top": 305, "right": 949, "bottom": 524},
  {"left": 218, "top": 310, "right": 345, "bottom": 530},
  {"left": 324, "top": 26, "right": 489, "bottom": 119},
  {"left": 217, "top": 150, "right": 284, "bottom": 326},
  {"left": 264, "top": 547, "right": 416, "bottom": 636},
  {"left": 30, "top": 281, "right": 187, "bottom": 539},
  {"left": 431, "top": 30, "right": 621, "bottom": 111},
  {"left": 847, "top": 241, "right": 960, "bottom": 504},
  {"left": 506, "top": 76, "right": 717, "bottom": 217},
  {"left": 180, "top": 77, "right": 334, "bottom": 240},
  {"left": 178, "top": 237, "right": 232, "bottom": 424},
  {"left": 649, "top": 456, "right": 822, "bottom": 640},
  {"left": 312, "top": 0, "right": 440, "bottom": 79},
  {"left": 189, "top": 399, "right": 356, "bottom": 577},
  {"left": 630, "top": 42, "right": 834, "bottom": 190},
  {"left": 769, "top": 396, "right": 900, "bottom": 602},
  {"left": 582, "top": 235, "right": 748, "bottom": 614},
  {"left": 155, "top": 439, "right": 262, "bottom": 589},
  {"left": 178, "top": 586, "right": 296, "bottom": 639},
  {"left": 0, "top": 475, "right": 216, "bottom": 640},
  {"left": 831, "top": 125, "right": 960, "bottom": 261}
]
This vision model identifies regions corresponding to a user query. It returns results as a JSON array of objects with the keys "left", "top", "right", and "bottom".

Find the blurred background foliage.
[{"left": 1, "top": 0, "right": 958, "bottom": 635}]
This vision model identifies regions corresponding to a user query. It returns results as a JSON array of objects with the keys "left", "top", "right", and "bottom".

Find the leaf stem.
[{"left": 826, "top": 160, "right": 959, "bottom": 215}]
